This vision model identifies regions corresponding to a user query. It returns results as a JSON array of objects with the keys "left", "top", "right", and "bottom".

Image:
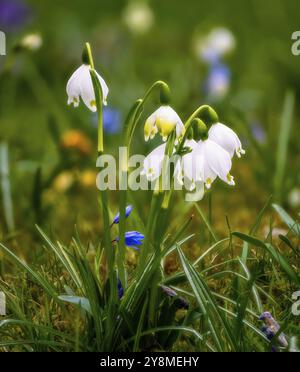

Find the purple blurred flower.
[{"left": 0, "top": 0, "right": 31, "bottom": 32}]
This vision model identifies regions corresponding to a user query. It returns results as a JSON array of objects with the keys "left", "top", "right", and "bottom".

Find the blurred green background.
[{"left": 0, "top": 0, "right": 299, "bottom": 246}]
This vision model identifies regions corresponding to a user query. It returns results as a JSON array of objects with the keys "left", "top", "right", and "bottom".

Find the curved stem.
[{"left": 185, "top": 105, "right": 213, "bottom": 129}]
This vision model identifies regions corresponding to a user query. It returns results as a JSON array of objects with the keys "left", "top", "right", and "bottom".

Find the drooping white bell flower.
[
  {"left": 193, "top": 138, "right": 235, "bottom": 189},
  {"left": 66, "top": 64, "right": 109, "bottom": 112},
  {"left": 144, "top": 106, "right": 185, "bottom": 142},
  {"left": 208, "top": 123, "right": 245, "bottom": 158},
  {"left": 174, "top": 139, "right": 203, "bottom": 191},
  {"left": 141, "top": 143, "right": 167, "bottom": 182}
]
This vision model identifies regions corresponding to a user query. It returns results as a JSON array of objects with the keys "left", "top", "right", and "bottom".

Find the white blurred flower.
[
  {"left": 208, "top": 123, "right": 245, "bottom": 158},
  {"left": 195, "top": 27, "right": 236, "bottom": 63},
  {"left": 123, "top": 0, "right": 154, "bottom": 35},
  {"left": 21, "top": 33, "right": 42, "bottom": 51},
  {"left": 288, "top": 188, "right": 300, "bottom": 209},
  {"left": 66, "top": 64, "right": 109, "bottom": 112},
  {"left": 144, "top": 105, "right": 185, "bottom": 142}
]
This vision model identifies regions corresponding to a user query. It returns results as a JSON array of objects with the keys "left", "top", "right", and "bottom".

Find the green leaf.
[
  {"left": 273, "top": 204, "right": 300, "bottom": 238},
  {"left": 177, "top": 245, "right": 238, "bottom": 352},
  {"left": 58, "top": 295, "right": 91, "bottom": 315},
  {"left": 233, "top": 232, "right": 300, "bottom": 285}
]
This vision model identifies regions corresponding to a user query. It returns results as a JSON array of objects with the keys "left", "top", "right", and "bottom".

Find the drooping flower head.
[
  {"left": 182, "top": 119, "right": 235, "bottom": 190},
  {"left": 66, "top": 64, "right": 109, "bottom": 112},
  {"left": 208, "top": 122, "right": 245, "bottom": 159},
  {"left": 141, "top": 143, "right": 167, "bottom": 182},
  {"left": 144, "top": 106, "right": 185, "bottom": 142},
  {"left": 195, "top": 138, "right": 235, "bottom": 189},
  {"left": 112, "top": 205, "right": 133, "bottom": 225}
]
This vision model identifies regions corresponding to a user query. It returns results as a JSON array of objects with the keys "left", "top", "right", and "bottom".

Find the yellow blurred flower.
[
  {"left": 80, "top": 170, "right": 97, "bottom": 188},
  {"left": 21, "top": 33, "right": 43, "bottom": 51},
  {"left": 61, "top": 130, "right": 92, "bottom": 156},
  {"left": 53, "top": 172, "right": 74, "bottom": 193}
]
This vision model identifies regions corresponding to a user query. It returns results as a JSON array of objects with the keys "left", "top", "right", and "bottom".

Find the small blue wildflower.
[
  {"left": 117, "top": 278, "right": 124, "bottom": 300},
  {"left": 115, "top": 231, "right": 144, "bottom": 250},
  {"left": 92, "top": 107, "right": 121, "bottom": 134},
  {"left": 251, "top": 122, "right": 266, "bottom": 144},
  {"left": 112, "top": 205, "right": 133, "bottom": 226},
  {"left": 204, "top": 61, "right": 231, "bottom": 100},
  {"left": 0, "top": 0, "right": 31, "bottom": 31}
]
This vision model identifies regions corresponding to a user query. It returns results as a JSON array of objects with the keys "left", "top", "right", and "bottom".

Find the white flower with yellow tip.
[
  {"left": 141, "top": 143, "right": 166, "bottom": 182},
  {"left": 194, "top": 138, "right": 235, "bottom": 189},
  {"left": 144, "top": 106, "right": 185, "bottom": 142},
  {"left": 208, "top": 123, "right": 245, "bottom": 158},
  {"left": 66, "top": 64, "right": 109, "bottom": 112}
]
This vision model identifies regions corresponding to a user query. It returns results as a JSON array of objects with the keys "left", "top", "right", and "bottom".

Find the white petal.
[
  {"left": 79, "top": 65, "right": 97, "bottom": 112},
  {"left": 67, "top": 64, "right": 109, "bottom": 111},
  {"left": 181, "top": 140, "right": 202, "bottom": 184},
  {"left": 209, "top": 123, "right": 245, "bottom": 158},
  {"left": 66, "top": 65, "right": 86, "bottom": 107},
  {"left": 144, "top": 112, "right": 158, "bottom": 141},
  {"left": 148, "top": 106, "right": 184, "bottom": 141},
  {"left": 203, "top": 139, "right": 234, "bottom": 185},
  {"left": 143, "top": 143, "right": 166, "bottom": 181},
  {"left": 95, "top": 70, "right": 109, "bottom": 105},
  {"left": 195, "top": 141, "right": 217, "bottom": 188},
  {"left": 175, "top": 119, "right": 185, "bottom": 140}
]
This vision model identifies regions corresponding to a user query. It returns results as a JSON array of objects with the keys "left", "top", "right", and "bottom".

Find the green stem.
[{"left": 86, "top": 44, "right": 116, "bottom": 330}]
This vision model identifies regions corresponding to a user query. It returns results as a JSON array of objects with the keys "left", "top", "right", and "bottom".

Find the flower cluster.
[{"left": 142, "top": 105, "right": 245, "bottom": 193}]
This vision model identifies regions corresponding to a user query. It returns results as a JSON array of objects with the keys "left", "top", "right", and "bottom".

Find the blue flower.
[
  {"left": 204, "top": 61, "right": 231, "bottom": 100},
  {"left": 115, "top": 231, "right": 144, "bottom": 250},
  {"left": 0, "top": 0, "right": 31, "bottom": 32},
  {"left": 92, "top": 107, "right": 121, "bottom": 134},
  {"left": 251, "top": 122, "right": 266, "bottom": 144},
  {"left": 112, "top": 205, "right": 133, "bottom": 225},
  {"left": 117, "top": 278, "right": 124, "bottom": 299}
]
